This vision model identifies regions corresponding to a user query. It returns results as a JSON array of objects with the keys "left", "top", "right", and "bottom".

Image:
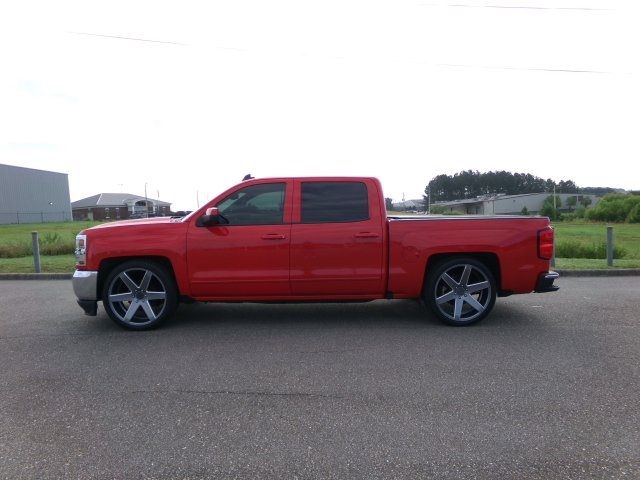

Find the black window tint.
[
  {"left": 217, "top": 183, "right": 285, "bottom": 225},
  {"left": 301, "top": 182, "right": 369, "bottom": 223}
]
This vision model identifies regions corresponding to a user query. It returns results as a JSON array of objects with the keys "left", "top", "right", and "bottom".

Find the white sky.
[{"left": 0, "top": 0, "right": 638, "bottom": 210}]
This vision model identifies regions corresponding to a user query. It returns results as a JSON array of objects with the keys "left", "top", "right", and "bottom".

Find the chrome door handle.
[{"left": 261, "top": 234, "right": 286, "bottom": 240}]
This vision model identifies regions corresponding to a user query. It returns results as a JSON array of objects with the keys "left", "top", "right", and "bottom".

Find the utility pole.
[
  {"left": 196, "top": 190, "right": 200, "bottom": 208},
  {"left": 144, "top": 182, "right": 149, "bottom": 218}
]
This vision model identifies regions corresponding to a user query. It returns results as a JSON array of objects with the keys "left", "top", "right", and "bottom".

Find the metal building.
[
  {"left": 0, "top": 163, "right": 72, "bottom": 224},
  {"left": 433, "top": 192, "right": 599, "bottom": 215}
]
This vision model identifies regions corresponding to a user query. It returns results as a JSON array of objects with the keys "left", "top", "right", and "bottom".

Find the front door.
[{"left": 187, "top": 181, "right": 292, "bottom": 298}]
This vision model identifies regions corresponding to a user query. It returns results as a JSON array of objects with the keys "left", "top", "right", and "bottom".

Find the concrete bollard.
[
  {"left": 31, "top": 231, "right": 41, "bottom": 273},
  {"left": 606, "top": 226, "right": 614, "bottom": 267}
]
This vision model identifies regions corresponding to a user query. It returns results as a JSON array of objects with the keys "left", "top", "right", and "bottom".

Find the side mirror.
[{"left": 196, "top": 207, "right": 228, "bottom": 227}]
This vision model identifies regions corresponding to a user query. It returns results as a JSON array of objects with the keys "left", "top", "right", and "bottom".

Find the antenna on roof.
[{"left": 242, "top": 174, "right": 254, "bottom": 181}]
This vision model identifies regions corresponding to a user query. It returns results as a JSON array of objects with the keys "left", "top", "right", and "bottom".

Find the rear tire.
[
  {"left": 424, "top": 257, "right": 496, "bottom": 326},
  {"left": 102, "top": 260, "right": 178, "bottom": 330}
]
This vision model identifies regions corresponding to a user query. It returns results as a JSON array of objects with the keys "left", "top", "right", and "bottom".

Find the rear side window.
[{"left": 301, "top": 182, "right": 369, "bottom": 223}]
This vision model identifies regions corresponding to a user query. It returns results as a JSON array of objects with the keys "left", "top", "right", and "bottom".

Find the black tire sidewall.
[
  {"left": 424, "top": 257, "right": 496, "bottom": 326},
  {"left": 102, "top": 260, "right": 178, "bottom": 330}
]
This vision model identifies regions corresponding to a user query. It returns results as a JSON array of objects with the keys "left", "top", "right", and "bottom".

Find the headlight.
[{"left": 75, "top": 234, "right": 87, "bottom": 266}]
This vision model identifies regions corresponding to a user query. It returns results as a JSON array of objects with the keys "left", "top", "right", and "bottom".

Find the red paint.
[{"left": 78, "top": 176, "right": 555, "bottom": 303}]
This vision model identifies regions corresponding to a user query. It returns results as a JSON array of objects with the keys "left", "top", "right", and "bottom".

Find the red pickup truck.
[{"left": 72, "top": 177, "right": 558, "bottom": 330}]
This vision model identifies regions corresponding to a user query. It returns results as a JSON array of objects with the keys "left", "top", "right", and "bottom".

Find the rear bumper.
[{"left": 535, "top": 271, "right": 560, "bottom": 293}]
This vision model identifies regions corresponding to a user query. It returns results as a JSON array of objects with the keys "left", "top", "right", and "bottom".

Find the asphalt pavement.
[{"left": 1, "top": 278, "right": 639, "bottom": 479}]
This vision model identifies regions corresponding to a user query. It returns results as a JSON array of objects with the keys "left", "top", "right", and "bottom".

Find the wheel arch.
[
  {"left": 423, "top": 252, "right": 502, "bottom": 293},
  {"left": 98, "top": 256, "right": 179, "bottom": 298}
]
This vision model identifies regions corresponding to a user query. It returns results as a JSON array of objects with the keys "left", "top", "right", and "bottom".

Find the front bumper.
[
  {"left": 535, "top": 271, "right": 560, "bottom": 293},
  {"left": 72, "top": 270, "right": 99, "bottom": 316}
]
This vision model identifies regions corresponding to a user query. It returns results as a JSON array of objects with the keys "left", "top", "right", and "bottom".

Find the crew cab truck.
[{"left": 72, "top": 177, "right": 559, "bottom": 330}]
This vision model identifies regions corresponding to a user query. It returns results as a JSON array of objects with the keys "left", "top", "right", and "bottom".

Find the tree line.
[{"left": 424, "top": 170, "right": 580, "bottom": 202}]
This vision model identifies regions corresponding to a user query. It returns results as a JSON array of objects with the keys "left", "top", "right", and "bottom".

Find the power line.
[
  {"left": 68, "top": 31, "right": 187, "bottom": 46},
  {"left": 419, "top": 3, "right": 611, "bottom": 11},
  {"left": 438, "top": 63, "right": 610, "bottom": 74},
  {"left": 67, "top": 31, "right": 613, "bottom": 75}
]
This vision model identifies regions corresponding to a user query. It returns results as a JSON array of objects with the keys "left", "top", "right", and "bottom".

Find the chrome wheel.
[
  {"left": 107, "top": 267, "right": 168, "bottom": 327},
  {"left": 426, "top": 258, "right": 496, "bottom": 325}
]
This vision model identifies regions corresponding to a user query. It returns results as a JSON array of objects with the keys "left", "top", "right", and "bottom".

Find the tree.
[
  {"left": 520, "top": 206, "right": 530, "bottom": 216},
  {"left": 557, "top": 180, "right": 578, "bottom": 193},
  {"left": 540, "top": 195, "right": 562, "bottom": 221},
  {"left": 424, "top": 170, "right": 579, "bottom": 202},
  {"left": 580, "top": 196, "right": 592, "bottom": 208},
  {"left": 581, "top": 187, "right": 618, "bottom": 195},
  {"left": 566, "top": 196, "right": 577, "bottom": 211},
  {"left": 385, "top": 197, "right": 393, "bottom": 211}
]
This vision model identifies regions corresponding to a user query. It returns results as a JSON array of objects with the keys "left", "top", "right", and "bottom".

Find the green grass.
[
  {"left": 553, "top": 222, "right": 640, "bottom": 260},
  {"left": 554, "top": 258, "right": 640, "bottom": 269},
  {"left": 0, "top": 255, "right": 76, "bottom": 273},
  {"left": 0, "top": 221, "right": 102, "bottom": 258},
  {"left": 0, "top": 221, "right": 101, "bottom": 243}
]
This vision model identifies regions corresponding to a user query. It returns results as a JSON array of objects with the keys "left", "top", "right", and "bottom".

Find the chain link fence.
[{"left": 0, "top": 211, "right": 72, "bottom": 224}]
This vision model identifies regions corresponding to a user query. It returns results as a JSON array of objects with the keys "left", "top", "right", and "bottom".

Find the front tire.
[
  {"left": 102, "top": 260, "right": 178, "bottom": 330},
  {"left": 424, "top": 257, "right": 496, "bottom": 326}
]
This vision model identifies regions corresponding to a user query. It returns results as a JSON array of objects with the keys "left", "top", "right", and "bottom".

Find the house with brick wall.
[{"left": 72, "top": 193, "right": 172, "bottom": 221}]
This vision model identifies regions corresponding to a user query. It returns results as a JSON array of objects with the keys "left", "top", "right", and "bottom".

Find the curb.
[
  {"left": 0, "top": 273, "right": 73, "bottom": 280},
  {"left": 555, "top": 269, "right": 640, "bottom": 277}
]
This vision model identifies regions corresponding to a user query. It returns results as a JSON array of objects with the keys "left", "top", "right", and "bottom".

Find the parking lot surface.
[{"left": 1, "top": 278, "right": 639, "bottom": 479}]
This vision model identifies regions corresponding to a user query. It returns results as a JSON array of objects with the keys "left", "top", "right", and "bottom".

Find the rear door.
[{"left": 290, "top": 179, "right": 385, "bottom": 296}]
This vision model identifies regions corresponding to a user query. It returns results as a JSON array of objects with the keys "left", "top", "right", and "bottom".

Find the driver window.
[{"left": 216, "top": 183, "right": 286, "bottom": 225}]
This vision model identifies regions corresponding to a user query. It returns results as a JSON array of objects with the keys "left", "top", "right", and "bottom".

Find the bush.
[
  {"left": 627, "top": 204, "right": 640, "bottom": 223},
  {"left": 574, "top": 206, "right": 586, "bottom": 219},
  {"left": 38, "top": 231, "right": 75, "bottom": 256},
  {"left": 40, "top": 240, "right": 75, "bottom": 256},
  {"left": 41, "top": 232, "right": 62, "bottom": 244},
  {"left": 0, "top": 242, "right": 32, "bottom": 258},
  {"left": 0, "top": 233, "right": 75, "bottom": 258},
  {"left": 555, "top": 240, "right": 627, "bottom": 259},
  {"left": 586, "top": 194, "right": 640, "bottom": 223}
]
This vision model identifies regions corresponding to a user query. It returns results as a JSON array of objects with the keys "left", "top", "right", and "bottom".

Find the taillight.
[
  {"left": 538, "top": 227, "right": 554, "bottom": 260},
  {"left": 75, "top": 234, "right": 87, "bottom": 266}
]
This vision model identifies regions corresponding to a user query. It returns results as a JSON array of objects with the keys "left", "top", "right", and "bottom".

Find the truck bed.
[{"left": 386, "top": 215, "right": 551, "bottom": 298}]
